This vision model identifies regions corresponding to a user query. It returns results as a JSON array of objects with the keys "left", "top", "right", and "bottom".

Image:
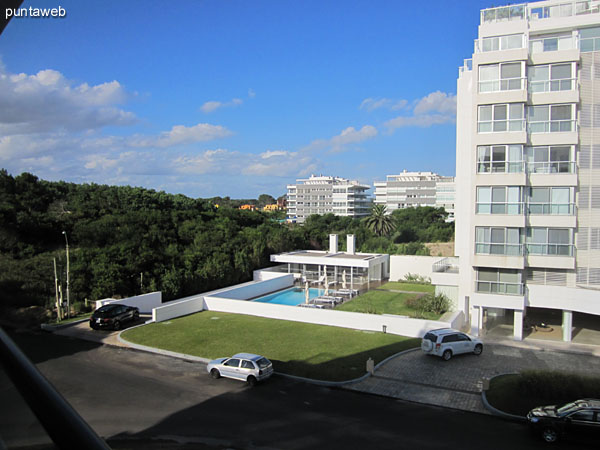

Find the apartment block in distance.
[
  {"left": 374, "top": 171, "right": 456, "bottom": 221},
  {"left": 452, "top": 0, "right": 600, "bottom": 342},
  {"left": 286, "top": 175, "right": 371, "bottom": 223}
]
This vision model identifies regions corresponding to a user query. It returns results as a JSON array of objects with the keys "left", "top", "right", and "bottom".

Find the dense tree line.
[{"left": 0, "top": 170, "right": 453, "bottom": 314}]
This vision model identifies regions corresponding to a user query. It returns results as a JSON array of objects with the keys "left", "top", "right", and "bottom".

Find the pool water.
[{"left": 253, "top": 287, "right": 325, "bottom": 306}]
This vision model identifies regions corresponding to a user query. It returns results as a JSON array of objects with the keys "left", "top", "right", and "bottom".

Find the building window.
[
  {"left": 475, "top": 227, "right": 523, "bottom": 255},
  {"left": 479, "top": 62, "right": 524, "bottom": 92},
  {"left": 528, "top": 63, "right": 574, "bottom": 93},
  {"left": 476, "top": 186, "right": 523, "bottom": 214},
  {"left": 476, "top": 268, "right": 523, "bottom": 295},
  {"left": 580, "top": 27, "right": 600, "bottom": 52},
  {"left": 478, "top": 104, "right": 525, "bottom": 132},
  {"left": 529, "top": 33, "right": 576, "bottom": 53},
  {"left": 477, "top": 145, "right": 524, "bottom": 173},
  {"left": 479, "top": 34, "right": 524, "bottom": 52},
  {"left": 527, "top": 187, "right": 574, "bottom": 215},
  {"left": 525, "top": 145, "right": 574, "bottom": 173},
  {"left": 526, "top": 228, "right": 573, "bottom": 256},
  {"left": 527, "top": 104, "right": 575, "bottom": 133}
]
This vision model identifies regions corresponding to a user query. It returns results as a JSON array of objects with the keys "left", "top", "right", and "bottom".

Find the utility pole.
[
  {"left": 62, "top": 231, "right": 70, "bottom": 319},
  {"left": 53, "top": 258, "right": 61, "bottom": 321}
]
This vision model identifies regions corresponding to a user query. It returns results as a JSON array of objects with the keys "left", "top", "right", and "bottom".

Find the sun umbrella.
[
  {"left": 324, "top": 266, "right": 329, "bottom": 296},
  {"left": 342, "top": 270, "right": 347, "bottom": 289}
]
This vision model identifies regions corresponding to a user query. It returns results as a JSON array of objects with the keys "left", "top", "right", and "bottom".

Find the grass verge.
[
  {"left": 336, "top": 290, "right": 440, "bottom": 319},
  {"left": 486, "top": 370, "right": 600, "bottom": 416},
  {"left": 378, "top": 282, "right": 435, "bottom": 293},
  {"left": 121, "top": 311, "right": 419, "bottom": 381}
]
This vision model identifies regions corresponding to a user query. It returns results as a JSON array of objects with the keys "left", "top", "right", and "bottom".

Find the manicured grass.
[
  {"left": 121, "top": 311, "right": 419, "bottom": 381},
  {"left": 378, "top": 282, "right": 435, "bottom": 293},
  {"left": 336, "top": 290, "right": 440, "bottom": 320},
  {"left": 486, "top": 370, "right": 600, "bottom": 416}
]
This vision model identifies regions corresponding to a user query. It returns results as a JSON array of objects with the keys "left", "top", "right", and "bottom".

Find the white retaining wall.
[
  {"left": 389, "top": 255, "right": 438, "bottom": 281},
  {"left": 153, "top": 295, "right": 204, "bottom": 322},
  {"left": 96, "top": 291, "right": 162, "bottom": 313},
  {"left": 212, "top": 274, "right": 294, "bottom": 299},
  {"left": 203, "top": 295, "right": 463, "bottom": 338}
]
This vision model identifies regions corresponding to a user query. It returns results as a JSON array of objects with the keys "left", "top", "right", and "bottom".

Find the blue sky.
[{"left": 1, "top": 0, "right": 496, "bottom": 199}]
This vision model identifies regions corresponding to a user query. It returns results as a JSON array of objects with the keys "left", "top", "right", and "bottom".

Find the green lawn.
[
  {"left": 336, "top": 290, "right": 440, "bottom": 320},
  {"left": 486, "top": 371, "right": 600, "bottom": 416},
  {"left": 121, "top": 311, "right": 419, "bottom": 381},
  {"left": 378, "top": 282, "right": 435, "bottom": 293}
]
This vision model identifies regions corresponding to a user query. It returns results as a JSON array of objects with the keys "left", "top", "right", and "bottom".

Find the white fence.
[
  {"left": 203, "top": 295, "right": 464, "bottom": 338},
  {"left": 389, "top": 255, "right": 438, "bottom": 281},
  {"left": 96, "top": 291, "right": 162, "bottom": 313}
]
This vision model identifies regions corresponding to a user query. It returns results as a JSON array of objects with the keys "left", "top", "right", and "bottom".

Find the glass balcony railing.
[
  {"left": 478, "top": 119, "right": 526, "bottom": 133},
  {"left": 529, "top": 78, "right": 576, "bottom": 93},
  {"left": 481, "top": 4, "right": 526, "bottom": 23},
  {"left": 476, "top": 202, "right": 524, "bottom": 215},
  {"left": 529, "top": 35, "right": 577, "bottom": 53},
  {"left": 475, "top": 243, "right": 524, "bottom": 256},
  {"left": 528, "top": 119, "right": 576, "bottom": 133},
  {"left": 479, "top": 77, "right": 527, "bottom": 93},
  {"left": 476, "top": 281, "right": 524, "bottom": 295},
  {"left": 526, "top": 243, "right": 574, "bottom": 256},
  {"left": 527, "top": 203, "right": 576, "bottom": 215},
  {"left": 526, "top": 161, "right": 576, "bottom": 174}
]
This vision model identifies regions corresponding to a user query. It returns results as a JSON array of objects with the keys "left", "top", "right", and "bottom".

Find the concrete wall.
[
  {"left": 389, "top": 255, "right": 438, "bottom": 281},
  {"left": 153, "top": 296, "right": 204, "bottom": 322},
  {"left": 435, "top": 285, "right": 459, "bottom": 310},
  {"left": 528, "top": 284, "right": 600, "bottom": 316},
  {"left": 96, "top": 291, "right": 162, "bottom": 313},
  {"left": 203, "top": 295, "right": 460, "bottom": 338},
  {"left": 211, "top": 274, "right": 294, "bottom": 299}
]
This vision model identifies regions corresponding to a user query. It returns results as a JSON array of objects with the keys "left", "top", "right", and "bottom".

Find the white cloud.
[
  {"left": 131, "top": 123, "right": 233, "bottom": 148},
  {"left": 359, "top": 97, "right": 407, "bottom": 112},
  {"left": 0, "top": 67, "right": 135, "bottom": 134},
  {"left": 243, "top": 150, "right": 316, "bottom": 176},
  {"left": 306, "top": 125, "right": 378, "bottom": 153},
  {"left": 200, "top": 97, "right": 244, "bottom": 113},
  {"left": 384, "top": 90, "right": 456, "bottom": 131},
  {"left": 248, "top": 88, "right": 256, "bottom": 98}
]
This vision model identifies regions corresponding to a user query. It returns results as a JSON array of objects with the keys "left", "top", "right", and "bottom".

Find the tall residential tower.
[{"left": 455, "top": 0, "right": 600, "bottom": 341}]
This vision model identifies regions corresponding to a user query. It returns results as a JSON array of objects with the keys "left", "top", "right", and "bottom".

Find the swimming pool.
[{"left": 252, "top": 287, "right": 325, "bottom": 306}]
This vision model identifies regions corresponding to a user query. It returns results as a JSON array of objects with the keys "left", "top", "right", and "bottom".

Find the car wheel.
[
  {"left": 473, "top": 344, "right": 483, "bottom": 355},
  {"left": 112, "top": 320, "right": 121, "bottom": 331},
  {"left": 442, "top": 350, "right": 452, "bottom": 361},
  {"left": 541, "top": 427, "right": 558, "bottom": 443},
  {"left": 210, "top": 369, "right": 221, "bottom": 379},
  {"left": 247, "top": 375, "right": 257, "bottom": 387}
]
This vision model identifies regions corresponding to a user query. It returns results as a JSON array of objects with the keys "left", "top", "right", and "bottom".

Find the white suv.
[{"left": 421, "top": 328, "right": 483, "bottom": 361}]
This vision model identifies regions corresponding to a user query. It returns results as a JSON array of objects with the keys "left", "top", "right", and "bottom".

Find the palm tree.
[{"left": 364, "top": 204, "right": 395, "bottom": 237}]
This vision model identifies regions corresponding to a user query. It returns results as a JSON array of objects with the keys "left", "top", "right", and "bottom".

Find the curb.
[
  {"left": 480, "top": 373, "right": 526, "bottom": 422},
  {"left": 40, "top": 317, "right": 90, "bottom": 331}
]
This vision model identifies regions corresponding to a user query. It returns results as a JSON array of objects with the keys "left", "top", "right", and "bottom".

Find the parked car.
[
  {"left": 207, "top": 353, "right": 273, "bottom": 386},
  {"left": 421, "top": 328, "right": 483, "bottom": 361},
  {"left": 89, "top": 304, "right": 139, "bottom": 330},
  {"left": 527, "top": 399, "right": 600, "bottom": 443}
]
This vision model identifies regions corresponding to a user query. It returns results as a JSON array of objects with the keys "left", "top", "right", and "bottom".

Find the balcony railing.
[
  {"left": 432, "top": 257, "right": 459, "bottom": 273},
  {"left": 529, "top": 35, "right": 577, "bottom": 53},
  {"left": 477, "top": 161, "right": 526, "bottom": 173},
  {"left": 478, "top": 119, "right": 526, "bottom": 133},
  {"left": 526, "top": 161, "right": 576, "bottom": 174},
  {"left": 527, "top": 203, "right": 576, "bottom": 215},
  {"left": 528, "top": 119, "right": 576, "bottom": 133},
  {"left": 529, "top": 78, "right": 576, "bottom": 93},
  {"left": 476, "top": 280, "right": 524, "bottom": 295},
  {"left": 479, "top": 77, "right": 527, "bottom": 93},
  {"left": 526, "top": 243, "right": 574, "bottom": 256},
  {"left": 481, "top": 4, "right": 526, "bottom": 23},
  {"left": 475, "top": 243, "right": 524, "bottom": 256},
  {"left": 476, "top": 202, "right": 524, "bottom": 215}
]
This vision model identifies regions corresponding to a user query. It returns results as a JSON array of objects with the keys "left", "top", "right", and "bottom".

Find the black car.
[
  {"left": 527, "top": 398, "right": 600, "bottom": 443},
  {"left": 90, "top": 304, "right": 139, "bottom": 330}
]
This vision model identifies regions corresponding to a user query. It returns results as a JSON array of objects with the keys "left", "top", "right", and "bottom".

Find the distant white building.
[
  {"left": 374, "top": 171, "right": 455, "bottom": 220},
  {"left": 286, "top": 175, "right": 371, "bottom": 223}
]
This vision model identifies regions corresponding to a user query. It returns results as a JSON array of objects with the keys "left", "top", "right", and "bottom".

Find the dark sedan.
[
  {"left": 89, "top": 304, "right": 140, "bottom": 330},
  {"left": 527, "top": 398, "right": 600, "bottom": 443}
]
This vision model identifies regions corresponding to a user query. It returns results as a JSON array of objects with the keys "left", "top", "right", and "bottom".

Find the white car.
[
  {"left": 207, "top": 353, "right": 273, "bottom": 386},
  {"left": 421, "top": 328, "right": 483, "bottom": 361}
]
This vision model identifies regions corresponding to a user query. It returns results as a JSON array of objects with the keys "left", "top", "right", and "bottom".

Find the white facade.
[
  {"left": 286, "top": 175, "right": 371, "bottom": 223},
  {"left": 374, "top": 171, "right": 455, "bottom": 221},
  {"left": 454, "top": 0, "right": 600, "bottom": 341}
]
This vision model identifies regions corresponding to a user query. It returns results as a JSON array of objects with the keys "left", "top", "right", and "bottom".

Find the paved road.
[{"left": 1, "top": 330, "right": 592, "bottom": 450}]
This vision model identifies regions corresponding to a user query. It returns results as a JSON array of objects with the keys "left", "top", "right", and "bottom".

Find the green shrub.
[{"left": 403, "top": 273, "right": 431, "bottom": 284}]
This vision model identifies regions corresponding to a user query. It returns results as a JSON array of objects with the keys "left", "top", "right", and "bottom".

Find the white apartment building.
[
  {"left": 374, "top": 171, "right": 455, "bottom": 220},
  {"left": 286, "top": 175, "right": 371, "bottom": 223},
  {"left": 450, "top": 0, "right": 600, "bottom": 342}
]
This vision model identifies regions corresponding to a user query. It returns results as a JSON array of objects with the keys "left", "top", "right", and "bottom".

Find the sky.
[{"left": 0, "top": 0, "right": 497, "bottom": 199}]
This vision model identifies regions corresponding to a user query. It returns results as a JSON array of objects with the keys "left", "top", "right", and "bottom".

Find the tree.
[
  {"left": 257, "top": 194, "right": 276, "bottom": 207},
  {"left": 363, "top": 204, "right": 395, "bottom": 237}
]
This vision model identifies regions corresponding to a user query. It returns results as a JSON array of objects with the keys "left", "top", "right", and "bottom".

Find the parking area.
[
  {"left": 346, "top": 340, "right": 600, "bottom": 414},
  {"left": 52, "top": 315, "right": 150, "bottom": 347}
]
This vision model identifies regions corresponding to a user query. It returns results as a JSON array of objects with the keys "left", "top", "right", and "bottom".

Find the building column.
[
  {"left": 562, "top": 310, "right": 573, "bottom": 342},
  {"left": 513, "top": 309, "right": 523, "bottom": 341},
  {"left": 471, "top": 306, "right": 482, "bottom": 336}
]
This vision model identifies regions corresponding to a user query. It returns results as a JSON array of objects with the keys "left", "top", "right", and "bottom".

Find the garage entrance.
[
  {"left": 572, "top": 312, "right": 600, "bottom": 345},
  {"left": 523, "top": 307, "right": 563, "bottom": 342}
]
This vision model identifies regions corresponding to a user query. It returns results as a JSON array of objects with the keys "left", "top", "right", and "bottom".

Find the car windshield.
[
  {"left": 556, "top": 402, "right": 578, "bottom": 416},
  {"left": 423, "top": 333, "right": 436, "bottom": 342},
  {"left": 256, "top": 357, "right": 271, "bottom": 369}
]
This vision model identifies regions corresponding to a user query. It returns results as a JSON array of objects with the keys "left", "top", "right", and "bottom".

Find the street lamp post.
[{"left": 62, "top": 231, "right": 70, "bottom": 319}]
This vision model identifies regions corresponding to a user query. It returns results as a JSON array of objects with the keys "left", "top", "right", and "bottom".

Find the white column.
[
  {"left": 471, "top": 306, "right": 482, "bottom": 336},
  {"left": 513, "top": 309, "right": 523, "bottom": 341},
  {"left": 562, "top": 310, "right": 573, "bottom": 342}
]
